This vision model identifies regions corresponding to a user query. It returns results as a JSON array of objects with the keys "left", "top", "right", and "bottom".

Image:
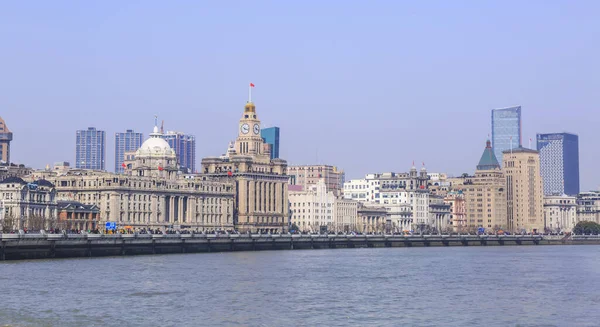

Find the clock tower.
[{"left": 235, "top": 101, "right": 264, "bottom": 156}]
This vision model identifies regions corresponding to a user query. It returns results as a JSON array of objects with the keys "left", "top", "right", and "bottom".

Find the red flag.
[
  {"left": 250, "top": 83, "right": 255, "bottom": 87},
  {"left": 121, "top": 163, "right": 126, "bottom": 168},
  {"left": 227, "top": 171, "right": 233, "bottom": 176},
  {"left": 158, "top": 166, "right": 164, "bottom": 171},
  {"left": 420, "top": 185, "right": 425, "bottom": 189}
]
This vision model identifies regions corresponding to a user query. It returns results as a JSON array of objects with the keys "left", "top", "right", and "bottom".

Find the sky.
[{"left": 1, "top": 1, "right": 599, "bottom": 190}]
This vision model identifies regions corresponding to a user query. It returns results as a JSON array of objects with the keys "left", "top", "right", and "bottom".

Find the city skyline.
[{"left": 1, "top": 1, "right": 598, "bottom": 190}]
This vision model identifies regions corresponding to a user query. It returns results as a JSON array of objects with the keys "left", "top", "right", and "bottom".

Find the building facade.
[
  {"left": 76, "top": 127, "right": 106, "bottom": 170},
  {"left": 429, "top": 195, "right": 451, "bottom": 233},
  {"left": 576, "top": 192, "right": 600, "bottom": 224},
  {"left": 201, "top": 98, "right": 289, "bottom": 233},
  {"left": 444, "top": 191, "right": 467, "bottom": 232},
  {"left": 0, "top": 117, "right": 12, "bottom": 164},
  {"left": 543, "top": 195, "right": 577, "bottom": 232},
  {"left": 289, "top": 179, "right": 335, "bottom": 232},
  {"left": 536, "top": 132, "right": 580, "bottom": 196},
  {"left": 115, "top": 129, "right": 143, "bottom": 174},
  {"left": 334, "top": 198, "right": 358, "bottom": 232},
  {"left": 38, "top": 124, "right": 235, "bottom": 231},
  {"left": 463, "top": 140, "right": 508, "bottom": 233},
  {"left": 260, "top": 126, "right": 280, "bottom": 160},
  {"left": 57, "top": 201, "right": 100, "bottom": 231},
  {"left": 287, "top": 165, "right": 345, "bottom": 194},
  {"left": 164, "top": 131, "right": 196, "bottom": 173},
  {"left": 357, "top": 204, "right": 389, "bottom": 233},
  {"left": 0, "top": 177, "right": 58, "bottom": 231},
  {"left": 503, "top": 147, "right": 544, "bottom": 233},
  {"left": 492, "top": 106, "right": 522, "bottom": 167}
]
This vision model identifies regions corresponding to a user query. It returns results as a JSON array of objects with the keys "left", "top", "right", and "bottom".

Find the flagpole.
[{"left": 249, "top": 84, "right": 252, "bottom": 102}]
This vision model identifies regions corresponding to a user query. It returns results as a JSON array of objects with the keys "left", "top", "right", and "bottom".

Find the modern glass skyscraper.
[
  {"left": 491, "top": 106, "right": 522, "bottom": 166},
  {"left": 115, "top": 129, "right": 143, "bottom": 173},
  {"left": 537, "top": 132, "right": 579, "bottom": 196},
  {"left": 164, "top": 131, "right": 196, "bottom": 173},
  {"left": 75, "top": 127, "right": 106, "bottom": 170},
  {"left": 261, "top": 127, "right": 280, "bottom": 160}
]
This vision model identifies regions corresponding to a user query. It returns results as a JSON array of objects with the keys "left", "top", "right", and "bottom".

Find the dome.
[
  {"left": 244, "top": 101, "right": 256, "bottom": 113},
  {"left": 136, "top": 126, "right": 176, "bottom": 157}
]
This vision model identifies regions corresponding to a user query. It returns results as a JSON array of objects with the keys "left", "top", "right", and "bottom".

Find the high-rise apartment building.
[
  {"left": 492, "top": 106, "right": 522, "bottom": 166},
  {"left": 164, "top": 131, "right": 196, "bottom": 173},
  {"left": 115, "top": 129, "right": 143, "bottom": 173},
  {"left": 75, "top": 127, "right": 106, "bottom": 170},
  {"left": 260, "top": 127, "right": 280, "bottom": 160},
  {"left": 503, "top": 147, "right": 544, "bottom": 233},
  {"left": 0, "top": 117, "right": 12, "bottom": 164},
  {"left": 536, "top": 132, "right": 579, "bottom": 196},
  {"left": 463, "top": 140, "right": 507, "bottom": 232}
]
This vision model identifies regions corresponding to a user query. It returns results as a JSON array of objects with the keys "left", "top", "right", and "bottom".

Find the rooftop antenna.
[{"left": 161, "top": 120, "right": 164, "bottom": 134}]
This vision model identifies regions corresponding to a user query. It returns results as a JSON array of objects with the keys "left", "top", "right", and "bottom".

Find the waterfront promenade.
[{"left": 2, "top": 232, "right": 599, "bottom": 261}]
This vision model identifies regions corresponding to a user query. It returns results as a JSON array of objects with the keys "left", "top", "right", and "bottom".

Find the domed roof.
[
  {"left": 244, "top": 101, "right": 256, "bottom": 113},
  {"left": 136, "top": 125, "right": 176, "bottom": 157}
]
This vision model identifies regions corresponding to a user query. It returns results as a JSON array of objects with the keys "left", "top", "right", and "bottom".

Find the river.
[{"left": 1, "top": 245, "right": 599, "bottom": 326}]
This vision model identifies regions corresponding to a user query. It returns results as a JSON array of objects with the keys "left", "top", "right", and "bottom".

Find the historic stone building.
[
  {"left": 543, "top": 195, "right": 577, "bottom": 232},
  {"left": 0, "top": 177, "right": 57, "bottom": 231},
  {"left": 503, "top": 147, "right": 545, "bottom": 233},
  {"left": 444, "top": 190, "right": 467, "bottom": 232},
  {"left": 357, "top": 204, "right": 389, "bottom": 233},
  {"left": 35, "top": 124, "right": 235, "bottom": 231},
  {"left": 576, "top": 192, "right": 600, "bottom": 224},
  {"left": 463, "top": 140, "right": 508, "bottom": 233},
  {"left": 201, "top": 98, "right": 289, "bottom": 233}
]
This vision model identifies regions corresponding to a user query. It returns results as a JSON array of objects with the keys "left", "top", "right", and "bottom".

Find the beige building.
[
  {"left": 543, "top": 195, "right": 577, "bottom": 232},
  {"left": 444, "top": 191, "right": 467, "bottom": 232},
  {"left": 503, "top": 147, "right": 545, "bottom": 233},
  {"left": 201, "top": 98, "right": 289, "bottom": 233},
  {"left": 334, "top": 198, "right": 358, "bottom": 232},
  {"left": 357, "top": 203, "right": 389, "bottom": 233},
  {"left": 289, "top": 179, "right": 335, "bottom": 232},
  {"left": 287, "top": 165, "right": 345, "bottom": 194},
  {"left": 0, "top": 117, "right": 12, "bottom": 164},
  {"left": 463, "top": 140, "right": 508, "bottom": 233},
  {"left": 35, "top": 125, "right": 235, "bottom": 231},
  {"left": 0, "top": 177, "right": 58, "bottom": 231}
]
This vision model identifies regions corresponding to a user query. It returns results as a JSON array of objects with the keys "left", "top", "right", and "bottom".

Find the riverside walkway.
[{"left": 1, "top": 232, "right": 598, "bottom": 261}]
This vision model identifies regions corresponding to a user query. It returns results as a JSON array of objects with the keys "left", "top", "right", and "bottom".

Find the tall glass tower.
[
  {"left": 75, "top": 127, "right": 106, "bottom": 170},
  {"left": 163, "top": 131, "right": 196, "bottom": 173},
  {"left": 115, "top": 129, "right": 143, "bottom": 173},
  {"left": 261, "top": 127, "right": 280, "bottom": 160},
  {"left": 537, "top": 132, "right": 579, "bottom": 195},
  {"left": 491, "top": 106, "right": 522, "bottom": 166}
]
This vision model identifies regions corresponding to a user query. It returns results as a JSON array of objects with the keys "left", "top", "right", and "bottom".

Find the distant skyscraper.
[
  {"left": 115, "top": 129, "right": 143, "bottom": 173},
  {"left": 76, "top": 127, "right": 106, "bottom": 170},
  {"left": 164, "top": 131, "right": 196, "bottom": 173},
  {"left": 536, "top": 132, "right": 579, "bottom": 196},
  {"left": 261, "top": 127, "right": 280, "bottom": 159},
  {"left": 0, "top": 117, "right": 13, "bottom": 164},
  {"left": 491, "top": 106, "right": 522, "bottom": 166}
]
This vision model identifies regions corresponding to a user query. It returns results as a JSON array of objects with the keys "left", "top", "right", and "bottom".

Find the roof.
[
  {"left": 0, "top": 176, "right": 27, "bottom": 184},
  {"left": 34, "top": 179, "right": 55, "bottom": 187},
  {"left": 477, "top": 140, "right": 500, "bottom": 170},
  {"left": 57, "top": 201, "right": 99, "bottom": 211},
  {"left": 502, "top": 146, "right": 538, "bottom": 154}
]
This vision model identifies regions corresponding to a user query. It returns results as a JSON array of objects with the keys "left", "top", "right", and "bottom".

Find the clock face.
[
  {"left": 241, "top": 123, "right": 249, "bottom": 134},
  {"left": 253, "top": 124, "right": 260, "bottom": 134}
]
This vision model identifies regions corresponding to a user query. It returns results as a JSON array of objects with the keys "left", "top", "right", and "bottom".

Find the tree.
[
  {"left": 27, "top": 214, "right": 46, "bottom": 231},
  {"left": 1, "top": 213, "right": 17, "bottom": 233},
  {"left": 573, "top": 221, "right": 600, "bottom": 235}
]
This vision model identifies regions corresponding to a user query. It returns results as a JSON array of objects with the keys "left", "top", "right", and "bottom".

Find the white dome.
[{"left": 136, "top": 128, "right": 175, "bottom": 156}]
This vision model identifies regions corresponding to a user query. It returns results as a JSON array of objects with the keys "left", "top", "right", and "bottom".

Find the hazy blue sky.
[{"left": 1, "top": 1, "right": 598, "bottom": 190}]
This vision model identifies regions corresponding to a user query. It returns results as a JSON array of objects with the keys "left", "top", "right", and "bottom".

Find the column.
[{"left": 249, "top": 181, "right": 256, "bottom": 214}]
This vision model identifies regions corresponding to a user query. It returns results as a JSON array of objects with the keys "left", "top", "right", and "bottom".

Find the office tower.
[
  {"left": 0, "top": 117, "right": 12, "bottom": 164},
  {"left": 115, "top": 129, "right": 143, "bottom": 173},
  {"left": 536, "top": 133, "right": 579, "bottom": 196},
  {"left": 503, "top": 147, "right": 544, "bottom": 233},
  {"left": 260, "top": 127, "right": 280, "bottom": 160},
  {"left": 164, "top": 131, "right": 196, "bottom": 173},
  {"left": 75, "top": 127, "right": 106, "bottom": 170},
  {"left": 491, "top": 106, "right": 522, "bottom": 166}
]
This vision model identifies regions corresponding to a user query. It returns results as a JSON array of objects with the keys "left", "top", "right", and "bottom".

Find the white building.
[
  {"left": 576, "top": 192, "right": 600, "bottom": 224},
  {"left": 334, "top": 198, "right": 358, "bottom": 232},
  {"left": 289, "top": 179, "right": 336, "bottom": 232},
  {"left": 343, "top": 165, "right": 431, "bottom": 232},
  {"left": 0, "top": 177, "right": 58, "bottom": 231},
  {"left": 543, "top": 195, "right": 577, "bottom": 232}
]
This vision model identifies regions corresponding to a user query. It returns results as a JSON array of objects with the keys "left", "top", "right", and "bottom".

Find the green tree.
[{"left": 573, "top": 221, "right": 600, "bottom": 235}]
